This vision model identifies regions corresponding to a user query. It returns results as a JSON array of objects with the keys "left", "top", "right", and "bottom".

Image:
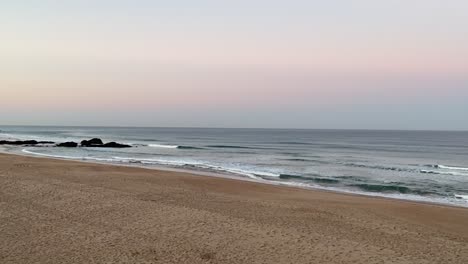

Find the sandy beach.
[{"left": 0, "top": 153, "right": 467, "bottom": 263}]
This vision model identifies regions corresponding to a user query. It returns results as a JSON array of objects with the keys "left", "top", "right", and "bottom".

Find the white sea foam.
[
  {"left": 22, "top": 149, "right": 117, "bottom": 162},
  {"left": 112, "top": 156, "right": 198, "bottom": 166},
  {"left": 420, "top": 169, "right": 468, "bottom": 176},
  {"left": 113, "top": 156, "right": 280, "bottom": 180},
  {"left": 455, "top": 194, "right": 468, "bottom": 201},
  {"left": 148, "top": 144, "right": 179, "bottom": 149},
  {"left": 22, "top": 149, "right": 80, "bottom": 159},
  {"left": 219, "top": 167, "right": 280, "bottom": 179},
  {"left": 437, "top": 165, "right": 468, "bottom": 171}
]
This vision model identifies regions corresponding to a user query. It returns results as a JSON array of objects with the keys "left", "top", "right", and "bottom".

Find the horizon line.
[{"left": 0, "top": 124, "right": 467, "bottom": 133}]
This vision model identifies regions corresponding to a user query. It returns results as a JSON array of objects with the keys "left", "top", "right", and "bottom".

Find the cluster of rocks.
[
  {"left": 0, "top": 140, "right": 54, "bottom": 146},
  {"left": 57, "top": 142, "right": 78, "bottom": 147},
  {"left": 59, "top": 138, "right": 131, "bottom": 148},
  {"left": 0, "top": 138, "right": 131, "bottom": 148}
]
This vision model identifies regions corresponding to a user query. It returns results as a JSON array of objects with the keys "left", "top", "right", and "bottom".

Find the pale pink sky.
[{"left": 1, "top": 0, "right": 467, "bottom": 129}]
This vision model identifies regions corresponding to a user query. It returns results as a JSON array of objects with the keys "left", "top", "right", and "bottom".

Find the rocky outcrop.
[
  {"left": 0, "top": 140, "right": 37, "bottom": 145},
  {"left": 80, "top": 138, "right": 104, "bottom": 147},
  {"left": 101, "top": 142, "right": 132, "bottom": 148},
  {"left": 1, "top": 137, "right": 131, "bottom": 149},
  {"left": 0, "top": 140, "right": 54, "bottom": 146},
  {"left": 79, "top": 138, "right": 131, "bottom": 148},
  {"left": 57, "top": 142, "right": 78, "bottom": 147}
]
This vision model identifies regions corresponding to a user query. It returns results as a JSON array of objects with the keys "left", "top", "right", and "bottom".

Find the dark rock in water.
[
  {"left": 101, "top": 142, "right": 132, "bottom": 148},
  {"left": 80, "top": 138, "right": 104, "bottom": 147},
  {"left": 20, "top": 140, "right": 38, "bottom": 145},
  {"left": 0, "top": 140, "right": 55, "bottom": 146},
  {"left": 38, "top": 141, "right": 55, "bottom": 144},
  {"left": 0, "top": 140, "right": 38, "bottom": 145},
  {"left": 1, "top": 137, "right": 131, "bottom": 149},
  {"left": 57, "top": 142, "right": 78, "bottom": 147},
  {"left": 79, "top": 138, "right": 131, "bottom": 148}
]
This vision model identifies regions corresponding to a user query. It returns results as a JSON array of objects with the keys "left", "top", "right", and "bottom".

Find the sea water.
[{"left": 1, "top": 126, "right": 467, "bottom": 207}]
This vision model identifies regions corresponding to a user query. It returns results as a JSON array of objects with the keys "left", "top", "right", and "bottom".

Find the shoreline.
[
  {"left": 1, "top": 152, "right": 468, "bottom": 263},
  {"left": 6, "top": 147, "right": 468, "bottom": 209}
]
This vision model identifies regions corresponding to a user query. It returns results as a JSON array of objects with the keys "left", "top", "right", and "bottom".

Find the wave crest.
[
  {"left": 206, "top": 145, "right": 253, "bottom": 149},
  {"left": 148, "top": 144, "right": 178, "bottom": 149},
  {"left": 420, "top": 169, "right": 468, "bottom": 176},
  {"left": 279, "top": 174, "right": 340, "bottom": 184},
  {"left": 428, "top": 164, "right": 468, "bottom": 171}
]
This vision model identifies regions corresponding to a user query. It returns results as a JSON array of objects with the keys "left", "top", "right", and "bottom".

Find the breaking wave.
[
  {"left": 425, "top": 164, "right": 468, "bottom": 171},
  {"left": 278, "top": 174, "right": 340, "bottom": 184},
  {"left": 148, "top": 144, "right": 202, "bottom": 150},
  {"left": 350, "top": 183, "right": 434, "bottom": 195},
  {"left": 344, "top": 163, "right": 411, "bottom": 172},
  {"left": 206, "top": 145, "right": 255, "bottom": 149},
  {"left": 148, "top": 144, "right": 179, "bottom": 149},
  {"left": 420, "top": 169, "right": 468, "bottom": 176}
]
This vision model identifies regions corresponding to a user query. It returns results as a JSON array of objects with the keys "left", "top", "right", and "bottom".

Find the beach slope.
[{"left": 0, "top": 153, "right": 467, "bottom": 263}]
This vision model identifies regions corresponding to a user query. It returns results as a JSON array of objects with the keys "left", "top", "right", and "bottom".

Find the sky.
[{"left": 1, "top": 0, "right": 467, "bottom": 130}]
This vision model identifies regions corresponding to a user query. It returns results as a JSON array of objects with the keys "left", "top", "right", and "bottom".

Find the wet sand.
[{"left": 1, "top": 153, "right": 467, "bottom": 263}]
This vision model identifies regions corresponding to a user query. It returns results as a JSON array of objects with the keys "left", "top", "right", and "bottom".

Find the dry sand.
[{"left": 0, "top": 153, "right": 467, "bottom": 263}]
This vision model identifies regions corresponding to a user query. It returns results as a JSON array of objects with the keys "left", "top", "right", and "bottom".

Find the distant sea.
[{"left": 1, "top": 126, "right": 467, "bottom": 207}]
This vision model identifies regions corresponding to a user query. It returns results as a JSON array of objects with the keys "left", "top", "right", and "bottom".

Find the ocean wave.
[
  {"left": 349, "top": 183, "right": 436, "bottom": 195},
  {"left": 21, "top": 148, "right": 268, "bottom": 179},
  {"left": 148, "top": 144, "right": 179, "bottom": 149},
  {"left": 344, "top": 163, "right": 411, "bottom": 172},
  {"left": 425, "top": 164, "right": 468, "bottom": 171},
  {"left": 22, "top": 149, "right": 116, "bottom": 162},
  {"left": 147, "top": 144, "right": 202, "bottom": 150},
  {"left": 279, "top": 174, "right": 340, "bottom": 184},
  {"left": 111, "top": 156, "right": 202, "bottom": 167},
  {"left": 136, "top": 138, "right": 160, "bottom": 142},
  {"left": 186, "top": 164, "right": 280, "bottom": 179},
  {"left": 282, "top": 158, "right": 310, "bottom": 162},
  {"left": 276, "top": 141, "right": 312, "bottom": 145},
  {"left": 351, "top": 183, "right": 411, "bottom": 193},
  {"left": 112, "top": 156, "right": 279, "bottom": 179},
  {"left": 175, "top": 163, "right": 280, "bottom": 179},
  {"left": 22, "top": 149, "right": 79, "bottom": 159},
  {"left": 206, "top": 145, "right": 254, "bottom": 149},
  {"left": 419, "top": 170, "right": 468, "bottom": 176},
  {"left": 237, "top": 170, "right": 279, "bottom": 178},
  {"left": 455, "top": 194, "right": 468, "bottom": 201},
  {"left": 177, "top": 146, "right": 204, "bottom": 150},
  {"left": 335, "top": 176, "right": 366, "bottom": 182}
]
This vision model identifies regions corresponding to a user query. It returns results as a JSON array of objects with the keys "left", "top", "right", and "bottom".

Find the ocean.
[{"left": 1, "top": 126, "right": 467, "bottom": 207}]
